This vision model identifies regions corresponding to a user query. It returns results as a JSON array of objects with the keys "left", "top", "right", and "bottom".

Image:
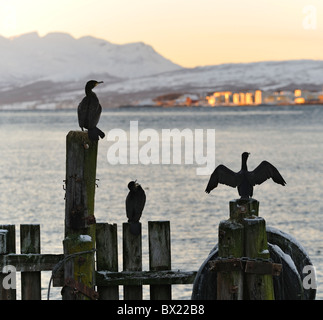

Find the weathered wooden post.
[
  {"left": 0, "top": 230, "right": 7, "bottom": 255},
  {"left": 213, "top": 199, "right": 276, "bottom": 300},
  {"left": 0, "top": 225, "right": 16, "bottom": 300},
  {"left": 123, "top": 222, "right": 142, "bottom": 299},
  {"left": 149, "top": 221, "right": 171, "bottom": 300},
  {"left": 20, "top": 224, "right": 41, "bottom": 300},
  {"left": 216, "top": 219, "right": 244, "bottom": 299},
  {"left": 243, "top": 216, "right": 274, "bottom": 300},
  {"left": 62, "top": 131, "right": 98, "bottom": 300},
  {"left": 96, "top": 223, "right": 119, "bottom": 300}
]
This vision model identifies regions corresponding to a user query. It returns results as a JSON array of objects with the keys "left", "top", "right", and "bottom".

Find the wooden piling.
[
  {"left": 96, "top": 223, "right": 119, "bottom": 300},
  {"left": 0, "top": 229, "right": 8, "bottom": 255},
  {"left": 217, "top": 220, "right": 244, "bottom": 300},
  {"left": 20, "top": 224, "right": 41, "bottom": 300},
  {"left": 216, "top": 199, "right": 275, "bottom": 300},
  {"left": 123, "top": 222, "right": 142, "bottom": 299},
  {"left": 0, "top": 225, "right": 16, "bottom": 300},
  {"left": 243, "top": 217, "right": 274, "bottom": 300},
  {"left": 148, "top": 221, "right": 171, "bottom": 300},
  {"left": 62, "top": 131, "right": 98, "bottom": 300}
]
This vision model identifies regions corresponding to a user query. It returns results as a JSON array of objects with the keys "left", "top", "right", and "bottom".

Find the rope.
[{"left": 47, "top": 249, "right": 96, "bottom": 300}]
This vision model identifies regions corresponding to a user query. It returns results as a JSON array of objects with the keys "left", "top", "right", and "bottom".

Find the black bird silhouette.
[
  {"left": 78, "top": 80, "right": 105, "bottom": 141},
  {"left": 205, "top": 152, "right": 286, "bottom": 199},
  {"left": 126, "top": 181, "right": 146, "bottom": 235}
]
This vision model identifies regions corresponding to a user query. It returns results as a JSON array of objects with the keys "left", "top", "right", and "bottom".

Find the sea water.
[{"left": 0, "top": 104, "right": 322, "bottom": 299}]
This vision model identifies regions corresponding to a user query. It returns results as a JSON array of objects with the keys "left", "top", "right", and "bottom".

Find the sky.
[{"left": 0, "top": 0, "right": 322, "bottom": 68}]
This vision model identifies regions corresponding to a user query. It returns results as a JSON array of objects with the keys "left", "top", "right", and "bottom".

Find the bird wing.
[
  {"left": 87, "top": 95, "right": 102, "bottom": 128},
  {"left": 126, "top": 193, "right": 134, "bottom": 220},
  {"left": 77, "top": 97, "right": 89, "bottom": 128},
  {"left": 134, "top": 187, "right": 146, "bottom": 221},
  {"left": 249, "top": 161, "right": 286, "bottom": 186},
  {"left": 126, "top": 187, "right": 146, "bottom": 222},
  {"left": 205, "top": 164, "right": 240, "bottom": 193}
]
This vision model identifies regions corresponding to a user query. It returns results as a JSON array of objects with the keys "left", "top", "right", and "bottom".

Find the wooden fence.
[
  {"left": 0, "top": 131, "right": 196, "bottom": 300},
  {"left": 0, "top": 222, "right": 197, "bottom": 300}
]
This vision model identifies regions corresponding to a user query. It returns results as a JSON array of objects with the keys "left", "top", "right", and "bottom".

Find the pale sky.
[{"left": 0, "top": 0, "right": 322, "bottom": 67}]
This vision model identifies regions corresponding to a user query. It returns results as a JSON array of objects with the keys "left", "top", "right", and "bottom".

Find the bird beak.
[{"left": 95, "top": 81, "right": 104, "bottom": 86}]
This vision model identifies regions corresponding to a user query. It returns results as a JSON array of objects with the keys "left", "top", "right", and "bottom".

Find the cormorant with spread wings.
[{"left": 205, "top": 152, "right": 286, "bottom": 199}]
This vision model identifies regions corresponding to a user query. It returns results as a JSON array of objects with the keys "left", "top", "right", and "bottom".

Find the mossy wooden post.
[
  {"left": 0, "top": 225, "right": 16, "bottom": 300},
  {"left": 123, "top": 222, "right": 142, "bottom": 299},
  {"left": 96, "top": 223, "right": 119, "bottom": 300},
  {"left": 149, "top": 221, "right": 171, "bottom": 300},
  {"left": 243, "top": 216, "right": 275, "bottom": 300},
  {"left": 20, "top": 224, "right": 41, "bottom": 300},
  {"left": 218, "top": 198, "right": 275, "bottom": 300},
  {"left": 217, "top": 219, "right": 244, "bottom": 300},
  {"left": 62, "top": 131, "right": 97, "bottom": 300}
]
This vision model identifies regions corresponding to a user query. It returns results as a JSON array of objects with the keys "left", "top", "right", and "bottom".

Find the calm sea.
[{"left": 0, "top": 104, "right": 322, "bottom": 300}]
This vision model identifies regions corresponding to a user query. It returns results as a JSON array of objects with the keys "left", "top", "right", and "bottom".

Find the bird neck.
[
  {"left": 85, "top": 87, "right": 93, "bottom": 96},
  {"left": 241, "top": 158, "right": 248, "bottom": 171}
]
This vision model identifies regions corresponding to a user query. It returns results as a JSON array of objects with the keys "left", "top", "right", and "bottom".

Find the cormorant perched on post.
[
  {"left": 78, "top": 80, "right": 105, "bottom": 141},
  {"left": 205, "top": 152, "right": 286, "bottom": 199},
  {"left": 126, "top": 181, "right": 146, "bottom": 236}
]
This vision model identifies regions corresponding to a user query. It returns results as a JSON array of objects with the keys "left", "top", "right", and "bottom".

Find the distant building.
[
  {"left": 206, "top": 91, "right": 232, "bottom": 106},
  {"left": 233, "top": 93, "right": 240, "bottom": 105},
  {"left": 175, "top": 94, "right": 200, "bottom": 106},
  {"left": 151, "top": 87, "right": 323, "bottom": 108},
  {"left": 295, "top": 89, "right": 302, "bottom": 97},
  {"left": 254, "top": 90, "right": 262, "bottom": 105},
  {"left": 239, "top": 93, "right": 245, "bottom": 105},
  {"left": 245, "top": 93, "right": 253, "bottom": 105},
  {"left": 263, "top": 91, "right": 294, "bottom": 105},
  {"left": 294, "top": 97, "right": 305, "bottom": 104},
  {"left": 206, "top": 90, "right": 264, "bottom": 106},
  {"left": 294, "top": 89, "right": 321, "bottom": 104}
]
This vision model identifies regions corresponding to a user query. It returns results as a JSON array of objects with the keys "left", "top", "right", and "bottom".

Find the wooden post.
[
  {"left": 216, "top": 199, "right": 275, "bottom": 300},
  {"left": 0, "top": 230, "right": 8, "bottom": 255},
  {"left": 217, "top": 220, "right": 244, "bottom": 300},
  {"left": 0, "top": 225, "right": 16, "bottom": 300},
  {"left": 123, "top": 222, "right": 142, "bottom": 300},
  {"left": 243, "top": 217, "right": 275, "bottom": 300},
  {"left": 20, "top": 224, "right": 41, "bottom": 300},
  {"left": 148, "top": 221, "right": 171, "bottom": 300},
  {"left": 96, "top": 223, "right": 119, "bottom": 300},
  {"left": 62, "top": 131, "right": 97, "bottom": 300}
]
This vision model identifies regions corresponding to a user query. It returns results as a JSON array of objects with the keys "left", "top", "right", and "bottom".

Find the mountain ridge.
[
  {"left": 0, "top": 31, "right": 182, "bottom": 85},
  {"left": 0, "top": 32, "right": 322, "bottom": 108}
]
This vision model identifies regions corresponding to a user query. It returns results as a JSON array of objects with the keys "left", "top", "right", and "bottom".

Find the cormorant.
[
  {"left": 126, "top": 180, "right": 146, "bottom": 236},
  {"left": 205, "top": 152, "right": 286, "bottom": 199},
  {"left": 78, "top": 80, "right": 105, "bottom": 141}
]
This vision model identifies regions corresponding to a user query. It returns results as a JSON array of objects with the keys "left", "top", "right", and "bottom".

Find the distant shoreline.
[
  {"left": 119, "top": 102, "right": 323, "bottom": 109},
  {"left": 1, "top": 103, "right": 322, "bottom": 112}
]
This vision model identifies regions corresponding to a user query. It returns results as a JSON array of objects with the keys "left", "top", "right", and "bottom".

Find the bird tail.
[
  {"left": 205, "top": 187, "right": 211, "bottom": 194},
  {"left": 88, "top": 127, "right": 105, "bottom": 141},
  {"left": 129, "top": 222, "right": 141, "bottom": 236}
]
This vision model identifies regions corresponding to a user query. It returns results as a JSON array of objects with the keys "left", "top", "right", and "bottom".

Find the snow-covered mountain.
[
  {"left": 0, "top": 32, "right": 181, "bottom": 85},
  {"left": 0, "top": 32, "right": 322, "bottom": 108},
  {"left": 103, "top": 59, "right": 323, "bottom": 95}
]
